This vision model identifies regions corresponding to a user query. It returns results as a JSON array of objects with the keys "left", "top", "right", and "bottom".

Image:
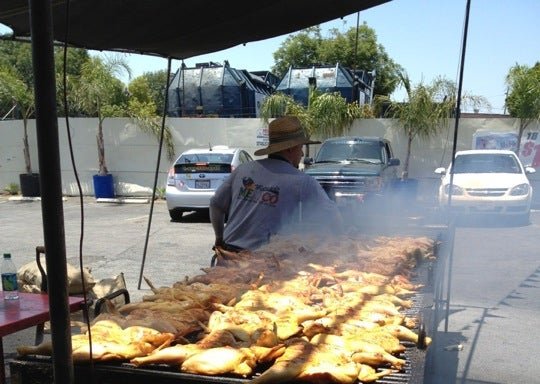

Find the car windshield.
[
  {"left": 316, "top": 142, "right": 382, "bottom": 163},
  {"left": 452, "top": 153, "right": 521, "bottom": 174}
]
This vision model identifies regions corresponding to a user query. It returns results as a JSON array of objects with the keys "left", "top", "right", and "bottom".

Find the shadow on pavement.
[{"left": 170, "top": 210, "right": 210, "bottom": 223}]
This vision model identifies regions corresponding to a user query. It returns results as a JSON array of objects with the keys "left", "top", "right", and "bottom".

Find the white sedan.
[{"left": 435, "top": 149, "right": 535, "bottom": 222}]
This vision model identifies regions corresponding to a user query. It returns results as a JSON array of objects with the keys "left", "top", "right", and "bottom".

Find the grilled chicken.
[
  {"left": 180, "top": 346, "right": 257, "bottom": 376},
  {"left": 131, "top": 343, "right": 203, "bottom": 367},
  {"left": 357, "top": 364, "right": 398, "bottom": 382},
  {"left": 250, "top": 338, "right": 359, "bottom": 384},
  {"left": 19, "top": 233, "right": 436, "bottom": 383},
  {"left": 381, "top": 324, "right": 432, "bottom": 346},
  {"left": 18, "top": 320, "right": 174, "bottom": 361},
  {"left": 251, "top": 338, "right": 361, "bottom": 384},
  {"left": 208, "top": 307, "right": 302, "bottom": 341},
  {"left": 132, "top": 342, "right": 284, "bottom": 375},
  {"left": 310, "top": 333, "right": 406, "bottom": 369}
]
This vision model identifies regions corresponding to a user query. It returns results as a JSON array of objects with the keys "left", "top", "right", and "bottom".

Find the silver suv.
[{"left": 304, "top": 137, "right": 400, "bottom": 208}]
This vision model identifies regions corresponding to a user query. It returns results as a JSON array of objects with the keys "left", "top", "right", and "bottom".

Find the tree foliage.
[
  {"left": 73, "top": 56, "right": 130, "bottom": 175},
  {"left": 0, "top": 41, "right": 174, "bottom": 177},
  {"left": 505, "top": 62, "right": 540, "bottom": 153},
  {"left": 0, "top": 40, "right": 34, "bottom": 88},
  {"left": 386, "top": 72, "right": 455, "bottom": 179},
  {"left": 260, "top": 88, "right": 368, "bottom": 140},
  {"left": 127, "top": 75, "right": 175, "bottom": 161},
  {"left": 0, "top": 40, "right": 91, "bottom": 116},
  {"left": 272, "top": 23, "right": 402, "bottom": 97},
  {"left": 272, "top": 27, "right": 323, "bottom": 76},
  {"left": 55, "top": 47, "right": 91, "bottom": 116},
  {"left": 383, "top": 71, "right": 492, "bottom": 179},
  {"left": 129, "top": 70, "right": 169, "bottom": 115},
  {"left": 259, "top": 93, "right": 306, "bottom": 120},
  {"left": 307, "top": 89, "right": 360, "bottom": 137},
  {"left": 0, "top": 64, "right": 35, "bottom": 173}
]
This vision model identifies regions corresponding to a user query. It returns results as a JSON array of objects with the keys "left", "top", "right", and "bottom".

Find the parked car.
[
  {"left": 303, "top": 136, "right": 400, "bottom": 208},
  {"left": 166, "top": 146, "right": 254, "bottom": 220},
  {"left": 435, "top": 149, "right": 535, "bottom": 222}
]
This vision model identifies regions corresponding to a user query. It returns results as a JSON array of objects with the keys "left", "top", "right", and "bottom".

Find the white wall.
[
  {"left": 0, "top": 117, "right": 268, "bottom": 196},
  {"left": 1, "top": 117, "right": 539, "bottom": 202}
]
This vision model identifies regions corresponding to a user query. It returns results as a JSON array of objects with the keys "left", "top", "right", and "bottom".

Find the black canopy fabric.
[{"left": 0, "top": 0, "right": 390, "bottom": 59}]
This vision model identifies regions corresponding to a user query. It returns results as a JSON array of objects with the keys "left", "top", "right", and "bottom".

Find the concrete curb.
[
  {"left": 7, "top": 196, "right": 68, "bottom": 202},
  {"left": 95, "top": 197, "right": 150, "bottom": 204}
]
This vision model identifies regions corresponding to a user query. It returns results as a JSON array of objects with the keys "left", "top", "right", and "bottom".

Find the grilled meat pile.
[
  {"left": 18, "top": 234, "right": 436, "bottom": 383},
  {"left": 17, "top": 319, "right": 175, "bottom": 361}
]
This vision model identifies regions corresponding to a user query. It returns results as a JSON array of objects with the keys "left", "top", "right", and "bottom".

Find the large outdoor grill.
[{"left": 10, "top": 224, "right": 448, "bottom": 384}]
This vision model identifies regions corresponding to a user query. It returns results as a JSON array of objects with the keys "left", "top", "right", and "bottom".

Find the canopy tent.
[
  {"left": 0, "top": 0, "right": 390, "bottom": 59},
  {"left": 0, "top": 1, "right": 391, "bottom": 382}
]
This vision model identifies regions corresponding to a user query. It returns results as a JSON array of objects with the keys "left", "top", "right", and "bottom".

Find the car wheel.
[{"left": 169, "top": 210, "right": 184, "bottom": 221}]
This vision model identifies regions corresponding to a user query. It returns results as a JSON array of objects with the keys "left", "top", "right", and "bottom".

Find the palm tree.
[
  {"left": 72, "top": 55, "right": 175, "bottom": 197},
  {"left": 259, "top": 92, "right": 307, "bottom": 125},
  {"left": 73, "top": 56, "right": 131, "bottom": 176},
  {"left": 387, "top": 72, "right": 455, "bottom": 179},
  {"left": 505, "top": 63, "right": 540, "bottom": 154},
  {"left": 0, "top": 65, "right": 35, "bottom": 175},
  {"left": 259, "top": 88, "right": 365, "bottom": 140},
  {"left": 307, "top": 89, "right": 363, "bottom": 138}
]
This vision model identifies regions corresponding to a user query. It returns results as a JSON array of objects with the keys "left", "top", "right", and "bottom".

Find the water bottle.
[{"left": 2, "top": 253, "right": 19, "bottom": 300}]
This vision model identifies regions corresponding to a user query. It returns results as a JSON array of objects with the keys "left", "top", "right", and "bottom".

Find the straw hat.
[{"left": 254, "top": 116, "right": 319, "bottom": 156}]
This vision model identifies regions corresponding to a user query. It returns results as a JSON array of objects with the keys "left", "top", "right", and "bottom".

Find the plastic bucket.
[{"left": 93, "top": 174, "right": 115, "bottom": 198}]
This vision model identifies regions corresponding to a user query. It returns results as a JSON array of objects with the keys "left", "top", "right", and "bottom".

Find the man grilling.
[{"left": 209, "top": 116, "right": 343, "bottom": 253}]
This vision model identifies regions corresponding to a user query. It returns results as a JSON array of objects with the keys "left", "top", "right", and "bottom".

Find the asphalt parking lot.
[
  {"left": 1, "top": 195, "right": 539, "bottom": 383},
  {"left": 0, "top": 196, "right": 214, "bottom": 302},
  {"left": 0, "top": 195, "right": 215, "bottom": 378}
]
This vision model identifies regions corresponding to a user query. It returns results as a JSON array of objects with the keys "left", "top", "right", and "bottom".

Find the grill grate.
[
  {"left": 371, "top": 254, "right": 435, "bottom": 384},
  {"left": 10, "top": 291, "right": 433, "bottom": 384},
  {"left": 10, "top": 246, "right": 439, "bottom": 384}
]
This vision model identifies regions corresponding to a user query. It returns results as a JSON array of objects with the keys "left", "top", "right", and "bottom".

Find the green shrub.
[
  {"left": 4, "top": 183, "right": 20, "bottom": 195},
  {"left": 155, "top": 187, "right": 166, "bottom": 200}
]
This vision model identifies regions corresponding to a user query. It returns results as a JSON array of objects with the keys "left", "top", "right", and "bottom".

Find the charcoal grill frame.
[{"left": 10, "top": 225, "right": 448, "bottom": 384}]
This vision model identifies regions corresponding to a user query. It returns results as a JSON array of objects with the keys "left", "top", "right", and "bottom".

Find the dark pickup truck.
[{"left": 304, "top": 136, "right": 401, "bottom": 207}]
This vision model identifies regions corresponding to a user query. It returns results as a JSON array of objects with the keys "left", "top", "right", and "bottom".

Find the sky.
[
  {"left": 98, "top": 0, "right": 536, "bottom": 115},
  {"left": 2, "top": 0, "right": 539, "bottom": 114}
]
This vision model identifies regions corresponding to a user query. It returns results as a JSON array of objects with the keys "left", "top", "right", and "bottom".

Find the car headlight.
[
  {"left": 510, "top": 183, "right": 530, "bottom": 196},
  {"left": 443, "top": 184, "right": 464, "bottom": 196}
]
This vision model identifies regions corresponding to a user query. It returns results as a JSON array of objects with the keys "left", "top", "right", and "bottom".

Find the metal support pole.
[
  {"left": 28, "top": 0, "right": 73, "bottom": 382},
  {"left": 444, "top": 217, "right": 456, "bottom": 332},
  {"left": 444, "top": 0, "right": 472, "bottom": 333},
  {"left": 138, "top": 58, "right": 172, "bottom": 289}
]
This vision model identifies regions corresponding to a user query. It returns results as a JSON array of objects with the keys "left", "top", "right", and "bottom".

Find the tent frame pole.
[{"left": 28, "top": 0, "right": 73, "bottom": 382}]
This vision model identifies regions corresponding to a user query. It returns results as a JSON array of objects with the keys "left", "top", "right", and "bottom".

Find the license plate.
[{"left": 195, "top": 180, "right": 210, "bottom": 189}]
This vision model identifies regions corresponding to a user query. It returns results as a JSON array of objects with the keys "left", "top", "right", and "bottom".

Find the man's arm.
[
  {"left": 209, "top": 172, "right": 234, "bottom": 247},
  {"left": 209, "top": 204, "right": 225, "bottom": 247}
]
